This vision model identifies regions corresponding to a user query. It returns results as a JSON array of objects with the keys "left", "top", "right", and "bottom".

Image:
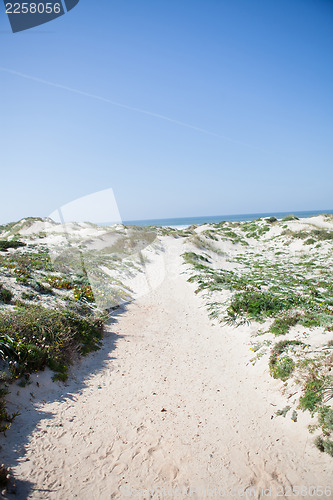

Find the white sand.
[{"left": 1, "top": 235, "right": 333, "bottom": 499}]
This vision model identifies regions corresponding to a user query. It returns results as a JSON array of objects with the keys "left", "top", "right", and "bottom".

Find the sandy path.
[{"left": 1, "top": 238, "right": 332, "bottom": 499}]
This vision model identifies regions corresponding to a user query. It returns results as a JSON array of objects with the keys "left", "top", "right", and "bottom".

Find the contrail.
[{"left": 0, "top": 66, "right": 258, "bottom": 149}]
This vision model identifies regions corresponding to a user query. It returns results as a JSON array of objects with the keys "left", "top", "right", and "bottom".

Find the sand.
[{"left": 1, "top": 231, "right": 333, "bottom": 499}]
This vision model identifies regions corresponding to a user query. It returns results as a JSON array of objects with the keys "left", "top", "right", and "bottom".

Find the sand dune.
[{"left": 1, "top": 234, "right": 333, "bottom": 499}]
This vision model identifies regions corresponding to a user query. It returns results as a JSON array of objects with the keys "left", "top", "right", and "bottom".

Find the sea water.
[{"left": 122, "top": 209, "right": 333, "bottom": 228}]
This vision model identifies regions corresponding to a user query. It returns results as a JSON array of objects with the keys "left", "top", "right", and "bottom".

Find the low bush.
[
  {"left": 299, "top": 379, "right": 324, "bottom": 412},
  {"left": 318, "top": 406, "right": 333, "bottom": 434},
  {"left": 0, "top": 304, "right": 104, "bottom": 379},
  {"left": 73, "top": 285, "right": 95, "bottom": 302},
  {"left": 182, "top": 252, "right": 210, "bottom": 265},
  {"left": 299, "top": 311, "right": 333, "bottom": 329},
  {"left": 269, "top": 340, "right": 304, "bottom": 381},
  {"left": 0, "top": 241, "right": 26, "bottom": 252},
  {"left": 314, "top": 436, "right": 333, "bottom": 456},
  {"left": 312, "top": 229, "right": 333, "bottom": 241},
  {"left": 0, "top": 334, "right": 16, "bottom": 361},
  {"left": 0, "top": 386, "right": 19, "bottom": 434},
  {"left": 282, "top": 215, "right": 299, "bottom": 221},
  {"left": 291, "top": 229, "right": 333, "bottom": 242},
  {"left": 0, "top": 286, "right": 13, "bottom": 304},
  {"left": 270, "top": 357, "right": 295, "bottom": 381},
  {"left": 227, "top": 291, "right": 302, "bottom": 322},
  {"left": 269, "top": 313, "right": 300, "bottom": 335}
]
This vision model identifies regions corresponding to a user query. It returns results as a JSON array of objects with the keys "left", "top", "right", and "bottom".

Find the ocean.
[{"left": 123, "top": 209, "right": 333, "bottom": 228}]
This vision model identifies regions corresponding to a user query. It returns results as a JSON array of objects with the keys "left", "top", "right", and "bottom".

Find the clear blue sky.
[{"left": 0, "top": 0, "right": 332, "bottom": 224}]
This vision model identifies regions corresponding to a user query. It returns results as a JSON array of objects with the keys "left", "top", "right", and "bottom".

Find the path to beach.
[{"left": 3, "top": 238, "right": 333, "bottom": 499}]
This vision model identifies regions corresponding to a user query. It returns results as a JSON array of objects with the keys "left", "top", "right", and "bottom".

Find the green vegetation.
[
  {"left": 43, "top": 275, "right": 95, "bottom": 302},
  {"left": 276, "top": 405, "right": 291, "bottom": 417},
  {"left": 288, "top": 229, "right": 333, "bottom": 242},
  {"left": 0, "top": 303, "right": 104, "bottom": 380},
  {"left": 291, "top": 410, "right": 298, "bottom": 422},
  {"left": 315, "top": 436, "right": 333, "bottom": 456},
  {"left": 269, "top": 313, "right": 300, "bottom": 335},
  {"left": 0, "top": 386, "right": 19, "bottom": 434},
  {"left": 299, "top": 379, "right": 325, "bottom": 413},
  {"left": 0, "top": 464, "right": 11, "bottom": 490},
  {"left": 73, "top": 285, "right": 95, "bottom": 302},
  {"left": 296, "top": 355, "right": 333, "bottom": 453},
  {"left": 299, "top": 312, "right": 333, "bottom": 330},
  {"left": 241, "top": 221, "right": 271, "bottom": 239},
  {"left": 227, "top": 291, "right": 302, "bottom": 324},
  {"left": 268, "top": 309, "right": 333, "bottom": 336},
  {"left": 0, "top": 240, "right": 26, "bottom": 252},
  {"left": 269, "top": 340, "right": 304, "bottom": 381},
  {"left": 0, "top": 334, "right": 16, "bottom": 361},
  {"left": 0, "top": 285, "right": 13, "bottom": 304},
  {"left": 271, "top": 357, "right": 295, "bottom": 381},
  {"left": 313, "top": 406, "right": 333, "bottom": 456},
  {"left": 282, "top": 215, "right": 299, "bottom": 221},
  {"left": 182, "top": 252, "right": 210, "bottom": 267},
  {"left": 44, "top": 275, "right": 75, "bottom": 290}
]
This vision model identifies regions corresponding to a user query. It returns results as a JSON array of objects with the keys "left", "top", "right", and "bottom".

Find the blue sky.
[{"left": 0, "top": 0, "right": 332, "bottom": 223}]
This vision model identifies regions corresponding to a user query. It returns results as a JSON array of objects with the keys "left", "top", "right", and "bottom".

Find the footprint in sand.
[{"left": 158, "top": 463, "right": 179, "bottom": 481}]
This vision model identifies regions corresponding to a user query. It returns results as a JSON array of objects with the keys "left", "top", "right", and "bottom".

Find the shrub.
[
  {"left": 0, "top": 464, "right": 10, "bottom": 488},
  {"left": 282, "top": 215, "right": 299, "bottom": 221},
  {"left": 0, "top": 286, "right": 13, "bottom": 304},
  {"left": 182, "top": 252, "right": 210, "bottom": 266},
  {"left": 29, "top": 280, "right": 53, "bottom": 295},
  {"left": 269, "top": 340, "right": 304, "bottom": 381},
  {"left": 269, "top": 313, "right": 300, "bottom": 335},
  {"left": 0, "top": 386, "right": 18, "bottom": 435},
  {"left": 270, "top": 357, "right": 295, "bottom": 381},
  {"left": 0, "top": 304, "right": 103, "bottom": 379},
  {"left": 299, "top": 312, "right": 333, "bottom": 328},
  {"left": 315, "top": 436, "right": 333, "bottom": 456},
  {"left": 299, "top": 380, "right": 324, "bottom": 412},
  {"left": 73, "top": 285, "right": 95, "bottom": 303},
  {"left": 227, "top": 291, "right": 301, "bottom": 321},
  {"left": 318, "top": 407, "right": 333, "bottom": 434},
  {"left": 0, "top": 241, "right": 26, "bottom": 252},
  {"left": 312, "top": 229, "right": 333, "bottom": 241},
  {"left": 0, "top": 334, "right": 16, "bottom": 361},
  {"left": 291, "top": 229, "right": 333, "bottom": 242}
]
